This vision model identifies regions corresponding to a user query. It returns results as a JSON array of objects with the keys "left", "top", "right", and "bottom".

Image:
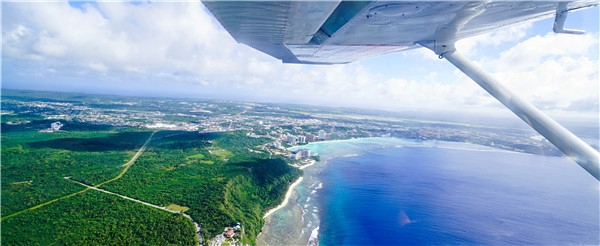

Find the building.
[
  {"left": 273, "top": 140, "right": 282, "bottom": 149},
  {"left": 318, "top": 130, "right": 326, "bottom": 140},
  {"left": 306, "top": 133, "right": 315, "bottom": 142},
  {"left": 287, "top": 135, "right": 297, "bottom": 145},
  {"left": 233, "top": 222, "right": 241, "bottom": 230},
  {"left": 224, "top": 228, "right": 234, "bottom": 238},
  {"left": 292, "top": 148, "right": 311, "bottom": 160},
  {"left": 297, "top": 135, "right": 306, "bottom": 143}
]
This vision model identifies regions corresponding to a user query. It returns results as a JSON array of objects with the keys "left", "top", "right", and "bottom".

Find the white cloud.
[
  {"left": 89, "top": 62, "right": 108, "bottom": 72},
  {"left": 3, "top": 2, "right": 238, "bottom": 75},
  {"left": 456, "top": 23, "right": 532, "bottom": 57},
  {"left": 486, "top": 32, "right": 597, "bottom": 71},
  {"left": 480, "top": 33, "right": 599, "bottom": 111}
]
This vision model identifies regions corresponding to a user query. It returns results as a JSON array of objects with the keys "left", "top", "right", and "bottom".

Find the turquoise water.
[{"left": 258, "top": 138, "right": 599, "bottom": 245}]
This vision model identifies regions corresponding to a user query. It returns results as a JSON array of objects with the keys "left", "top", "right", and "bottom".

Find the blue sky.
[{"left": 2, "top": 1, "right": 598, "bottom": 118}]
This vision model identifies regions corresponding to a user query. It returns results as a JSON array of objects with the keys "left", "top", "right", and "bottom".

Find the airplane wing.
[{"left": 202, "top": 1, "right": 597, "bottom": 64}]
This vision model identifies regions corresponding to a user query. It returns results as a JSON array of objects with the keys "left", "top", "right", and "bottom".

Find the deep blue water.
[{"left": 316, "top": 144, "right": 599, "bottom": 245}]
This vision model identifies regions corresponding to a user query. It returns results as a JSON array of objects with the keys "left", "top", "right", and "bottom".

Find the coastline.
[
  {"left": 299, "top": 160, "right": 316, "bottom": 170},
  {"left": 290, "top": 159, "right": 316, "bottom": 170},
  {"left": 263, "top": 176, "right": 304, "bottom": 219},
  {"left": 288, "top": 137, "right": 381, "bottom": 151}
]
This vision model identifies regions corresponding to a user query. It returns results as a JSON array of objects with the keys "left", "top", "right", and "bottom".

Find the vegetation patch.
[
  {"left": 166, "top": 204, "right": 190, "bottom": 213},
  {"left": 185, "top": 153, "right": 214, "bottom": 164},
  {"left": 9, "top": 180, "right": 33, "bottom": 191},
  {"left": 209, "top": 148, "right": 234, "bottom": 160},
  {"left": 1, "top": 127, "right": 152, "bottom": 216},
  {"left": 27, "top": 131, "right": 151, "bottom": 152},
  {"left": 186, "top": 153, "right": 205, "bottom": 160},
  {"left": 1, "top": 191, "right": 197, "bottom": 245}
]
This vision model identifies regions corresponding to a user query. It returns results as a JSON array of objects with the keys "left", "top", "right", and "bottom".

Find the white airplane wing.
[
  {"left": 203, "top": 1, "right": 596, "bottom": 64},
  {"left": 202, "top": 0, "right": 600, "bottom": 180}
]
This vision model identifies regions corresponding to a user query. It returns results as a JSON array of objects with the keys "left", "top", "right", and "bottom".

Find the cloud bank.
[{"left": 2, "top": 1, "right": 598, "bottom": 116}]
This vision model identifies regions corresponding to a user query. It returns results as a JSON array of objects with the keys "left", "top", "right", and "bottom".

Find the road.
[
  {"left": 95, "top": 131, "right": 156, "bottom": 187},
  {"left": 66, "top": 177, "right": 203, "bottom": 245},
  {"left": 66, "top": 177, "right": 173, "bottom": 212},
  {"left": 2, "top": 131, "right": 155, "bottom": 220},
  {"left": 4, "top": 131, "right": 203, "bottom": 245}
]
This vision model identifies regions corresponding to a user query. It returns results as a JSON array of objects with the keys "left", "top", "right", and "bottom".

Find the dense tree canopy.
[{"left": 2, "top": 123, "right": 301, "bottom": 245}]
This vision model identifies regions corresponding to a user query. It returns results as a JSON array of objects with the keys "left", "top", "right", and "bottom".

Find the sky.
[{"left": 2, "top": 1, "right": 599, "bottom": 119}]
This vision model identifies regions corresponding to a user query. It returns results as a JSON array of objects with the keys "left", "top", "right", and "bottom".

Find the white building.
[
  {"left": 287, "top": 135, "right": 297, "bottom": 145},
  {"left": 293, "top": 149, "right": 311, "bottom": 160},
  {"left": 300, "top": 149, "right": 310, "bottom": 158},
  {"left": 318, "top": 130, "right": 326, "bottom": 140}
]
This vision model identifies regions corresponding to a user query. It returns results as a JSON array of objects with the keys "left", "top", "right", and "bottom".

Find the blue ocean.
[{"left": 257, "top": 138, "right": 599, "bottom": 245}]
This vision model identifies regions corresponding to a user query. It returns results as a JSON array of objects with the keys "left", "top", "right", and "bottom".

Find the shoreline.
[
  {"left": 299, "top": 160, "right": 316, "bottom": 170},
  {"left": 290, "top": 159, "right": 316, "bottom": 170},
  {"left": 263, "top": 176, "right": 304, "bottom": 219},
  {"left": 288, "top": 137, "right": 381, "bottom": 151},
  {"left": 288, "top": 136, "right": 569, "bottom": 158}
]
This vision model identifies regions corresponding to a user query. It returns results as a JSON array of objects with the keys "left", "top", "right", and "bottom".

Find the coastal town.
[{"left": 1, "top": 90, "right": 573, "bottom": 157}]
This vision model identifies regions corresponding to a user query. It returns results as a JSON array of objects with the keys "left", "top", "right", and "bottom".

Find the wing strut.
[
  {"left": 433, "top": 48, "right": 599, "bottom": 180},
  {"left": 553, "top": 2, "right": 586, "bottom": 35},
  {"left": 417, "top": 3, "right": 598, "bottom": 180}
]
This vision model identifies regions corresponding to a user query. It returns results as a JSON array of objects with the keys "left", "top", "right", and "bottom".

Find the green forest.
[{"left": 2, "top": 119, "right": 302, "bottom": 245}]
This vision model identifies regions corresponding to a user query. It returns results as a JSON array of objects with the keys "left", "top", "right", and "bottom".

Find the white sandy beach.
[
  {"left": 299, "top": 160, "right": 316, "bottom": 170},
  {"left": 263, "top": 176, "right": 304, "bottom": 219}
]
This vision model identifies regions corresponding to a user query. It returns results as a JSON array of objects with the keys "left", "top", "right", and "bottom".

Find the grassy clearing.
[
  {"left": 186, "top": 153, "right": 205, "bottom": 160},
  {"left": 166, "top": 204, "right": 190, "bottom": 213},
  {"left": 185, "top": 153, "right": 214, "bottom": 165},
  {"left": 209, "top": 148, "right": 233, "bottom": 160}
]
